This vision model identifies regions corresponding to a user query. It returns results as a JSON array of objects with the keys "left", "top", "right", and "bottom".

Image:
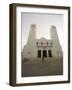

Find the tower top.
[
  {"left": 50, "top": 25, "right": 56, "bottom": 31},
  {"left": 30, "top": 24, "right": 36, "bottom": 30}
]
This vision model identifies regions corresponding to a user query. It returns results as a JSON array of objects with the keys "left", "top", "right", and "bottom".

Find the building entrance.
[{"left": 43, "top": 50, "right": 47, "bottom": 58}]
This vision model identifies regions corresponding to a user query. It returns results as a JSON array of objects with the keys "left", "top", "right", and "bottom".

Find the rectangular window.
[
  {"left": 43, "top": 50, "right": 47, "bottom": 57},
  {"left": 38, "top": 50, "right": 41, "bottom": 57},
  {"left": 48, "top": 50, "right": 52, "bottom": 57}
]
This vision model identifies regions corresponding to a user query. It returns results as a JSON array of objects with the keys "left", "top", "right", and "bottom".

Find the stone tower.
[
  {"left": 27, "top": 24, "right": 36, "bottom": 45},
  {"left": 22, "top": 24, "right": 36, "bottom": 59},
  {"left": 50, "top": 26, "right": 63, "bottom": 58}
]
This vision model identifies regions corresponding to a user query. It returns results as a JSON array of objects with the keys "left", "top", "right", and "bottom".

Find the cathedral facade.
[{"left": 22, "top": 24, "right": 63, "bottom": 61}]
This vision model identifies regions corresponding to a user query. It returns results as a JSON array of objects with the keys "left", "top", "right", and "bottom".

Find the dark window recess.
[
  {"left": 48, "top": 50, "right": 52, "bottom": 57},
  {"left": 38, "top": 50, "right": 41, "bottom": 57},
  {"left": 43, "top": 50, "right": 47, "bottom": 57}
]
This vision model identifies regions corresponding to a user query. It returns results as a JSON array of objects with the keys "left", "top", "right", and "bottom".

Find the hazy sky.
[{"left": 21, "top": 13, "right": 63, "bottom": 50}]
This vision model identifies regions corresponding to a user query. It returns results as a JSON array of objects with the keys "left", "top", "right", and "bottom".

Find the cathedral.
[{"left": 22, "top": 24, "right": 63, "bottom": 61}]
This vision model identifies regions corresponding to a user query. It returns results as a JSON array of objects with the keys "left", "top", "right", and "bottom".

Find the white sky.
[{"left": 21, "top": 13, "right": 63, "bottom": 50}]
